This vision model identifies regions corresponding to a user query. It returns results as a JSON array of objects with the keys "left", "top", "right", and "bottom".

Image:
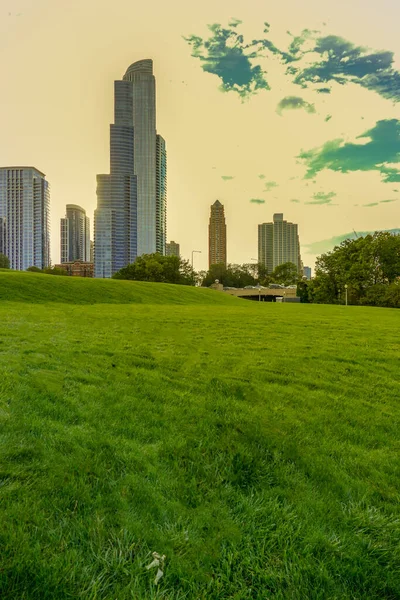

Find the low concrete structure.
[{"left": 222, "top": 286, "right": 299, "bottom": 302}]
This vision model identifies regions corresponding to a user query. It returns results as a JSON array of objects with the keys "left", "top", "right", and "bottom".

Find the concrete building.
[
  {"left": 303, "top": 266, "right": 312, "bottom": 280},
  {"left": 156, "top": 134, "right": 167, "bottom": 255},
  {"left": 0, "top": 216, "right": 5, "bottom": 256},
  {"left": 209, "top": 200, "right": 227, "bottom": 267},
  {"left": 94, "top": 59, "right": 167, "bottom": 278},
  {"left": 60, "top": 204, "right": 90, "bottom": 263},
  {"left": 0, "top": 167, "right": 50, "bottom": 270},
  {"left": 166, "top": 240, "right": 180, "bottom": 257},
  {"left": 55, "top": 260, "right": 94, "bottom": 277},
  {"left": 258, "top": 213, "right": 302, "bottom": 274}
]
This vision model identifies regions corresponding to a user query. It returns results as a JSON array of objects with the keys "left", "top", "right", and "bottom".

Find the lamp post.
[
  {"left": 345, "top": 284, "right": 348, "bottom": 306},
  {"left": 191, "top": 250, "right": 201, "bottom": 269}
]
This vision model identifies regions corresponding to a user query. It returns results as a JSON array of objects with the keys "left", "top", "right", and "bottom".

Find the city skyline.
[{"left": 0, "top": 0, "right": 399, "bottom": 271}]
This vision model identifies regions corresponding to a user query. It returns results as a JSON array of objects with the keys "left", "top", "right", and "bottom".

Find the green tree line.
[{"left": 299, "top": 232, "right": 400, "bottom": 307}]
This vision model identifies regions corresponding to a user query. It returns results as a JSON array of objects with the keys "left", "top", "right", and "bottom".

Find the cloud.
[
  {"left": 185, "top": 22, "right": 400, "bottom": 103},
  {"left": 363, "top": 202, "right": 379, "bottom": 207},
  {"left": 183, "top": 23, "right": 270, "bottom": 99},
  {"left": 305, "top": 191, "right": 337, "bottom": 205},
  {"left": 380, "top": 198, "right": 397, "bottom": 203},
  {"left": 221, "top": 175, "right": 235, "bottom": 180},
  {"left": 264, "top": 181, "right": 278, "bottom": 191},
  {"left": 305, "top": 229, "right": 400, "bottom": 254},
  {"left": 298, "top": 119, "right": 400, "bottom": 182},
  {"left": 276, "top": 96, "right": 316, "bottom": 115},
  {"left": 290, "top": 199, "right": 301, "bottom": 203},
  {"left": 325, "top": 114, "right": 332, "bottom": 122},
  {"left": 258, "top": 174, "right": 266, "bottom": 179},
  {"left": 393, "top": 189, "right": 399, "bottom": 192},
  {"left": 287, "top": 34, "right": 400, "bottom": 102},
  {"left": 250, "top": 198, "right": 266, "bottom": 204}
]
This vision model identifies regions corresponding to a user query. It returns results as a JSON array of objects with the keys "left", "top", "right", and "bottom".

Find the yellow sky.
[{"left": 1, "top": 0, "right": 399, "bottom": 271}]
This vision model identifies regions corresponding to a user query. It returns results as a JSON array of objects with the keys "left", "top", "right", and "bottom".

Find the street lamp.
[
  {"left": 345, "top": 284, "right": 348, "bottom": 306},
  {"left": 191, "top": 250, "right": 201, "bottom": 268}
]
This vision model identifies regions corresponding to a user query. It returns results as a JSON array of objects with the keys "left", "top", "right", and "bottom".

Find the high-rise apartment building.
[
  {"left": 156, "top": 135, "right": 167, "bottom": 255},
  {"left": 60, "top": 204, "right": 90, "bottom": 263},
  {"left": 94, "top": 59, "right": 167, "bottom": 277},
  {"left": 209, "top": 200, "right": 227, "bottom": 267},
  {"left": 303, "top": 266, "right": 312, "bottom": 280},
  {"left": 0, "top": 216, "right": 5, "bottom": 256},
  {"left": 166, "top": 240, "right": 180, "bottom": 257},
  {"left": 0, "top": 167, "right": 50, "bottom": 270},
  {"left": 258, "top": 213, "right": 301, "bottom": 274}
]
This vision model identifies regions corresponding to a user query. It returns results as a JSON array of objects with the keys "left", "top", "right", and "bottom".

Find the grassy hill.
[
  {"left": 0, "top": 269, "right": 236, "bottom": 305},
  {"left": 1, "top": 273, "right": 400, "bottom": 598}
]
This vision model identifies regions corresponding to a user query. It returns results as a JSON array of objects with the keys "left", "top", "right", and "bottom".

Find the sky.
[{"left": 1, "top": 0, "right": 399, "bottom": 272}]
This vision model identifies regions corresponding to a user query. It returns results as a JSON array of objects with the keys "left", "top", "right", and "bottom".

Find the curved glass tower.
[{"left": 94, "top": 59, "right": 166, "bottom": 277}]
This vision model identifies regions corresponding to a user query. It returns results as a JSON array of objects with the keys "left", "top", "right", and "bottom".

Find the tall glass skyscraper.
[
  {"left": 94, "top": 59, "right": 167, "bottom": 277},
  {"left": 0, "top": 167, "right": 50, "bottom": 270},
  {"left": 60, "top": 204, "right": 90, "bottom": 263}
]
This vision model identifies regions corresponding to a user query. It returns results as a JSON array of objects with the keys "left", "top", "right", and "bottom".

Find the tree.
[
  {"left": 200, "top": 263, "right": 257, "bottom": 288},
  {"left": 270, "top": 262, "right": 299, "bottom": 286},
  {"left": 27, "top": 266, "right": 43, "bottom": 273},
  {"left": 112, "top": 253, "right": 196, "bottom": 286},
  {"left": 312, "top": 232, "right": 400, "bottom": 306},
  {"left": 0, "top": 253, "right": 10, "bottom": 269},
  {"left": 43, "top": 266, "right": 68, "bottom": 276}
]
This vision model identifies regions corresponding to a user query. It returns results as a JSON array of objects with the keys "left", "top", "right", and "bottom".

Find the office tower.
[
  {"left": 60, "top": 204, "right": 90, "bottom": 263},
  {"left": 0, "top": 167, "right": 50, "bottom": 270},
  {"left": 166, "top": 240, "right": 180, "bottom": 257},
  {"left": 90, "top": 240, "right": 94, "bottom": 263},
  {"left": 94, "top": 59, "right": 166, "bottom": 278},
  {"left": 258, "top": 213, "right": 302, "bottom": 273},
  {"left": 209, "top": 200, "right": 227, "bottom": 267},
  {"left": 303, "top": 266, "right": 312, "bottom": 280}
]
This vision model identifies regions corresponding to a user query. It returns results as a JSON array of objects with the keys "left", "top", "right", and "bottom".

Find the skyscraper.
[
  {"left": 258, "top": 213, "right": 302, "bottom": 273},
  {"left": 209, "top": 200, "right": 227, "bottom": 267},
  {"left": 0, "top": 216, "right": 5, "bottom": 256},
  {"left": 60, "top": 204, "right": 90, "bottom": 263},
  {"left": 156, "top": 134, "right": 167, "bottom": 254},
  {"left": 0, "top": 167, "right": 50, "bottom": 270},
  {"left": 166, "top": 240, "right": 180, "bottom": 257},
  {"left": 94, "top": 59, "right": 166, "bottom": 278}
]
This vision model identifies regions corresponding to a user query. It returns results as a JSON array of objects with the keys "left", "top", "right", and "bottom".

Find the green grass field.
[{"left": 1, "top": 272, "right": 399, "bottom": 599}]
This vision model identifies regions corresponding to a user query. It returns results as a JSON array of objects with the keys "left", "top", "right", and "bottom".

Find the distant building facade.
[
  {"left": 258, "top": 213, "right": 302, "bottom": 274},
  {"left": 209, "top": 200, "right": 227, "bottom": 267},
  {"left": 166, "top": 240, "right": 180, "bottom": 257},
  {"left": 60, "top": 204, "right": 90, "bottom": 263},
  {"left": 0, "top": 167, "right": 50, "bottom": 270},
  {"left": 0, "top": 216, "right": 5, "bottom": 256},
  {"left": 94, "top": 59, "right": 167, "bottom": 278},
  {"left": 55, "top": 261, "right": 94, "bottom": 277},
  {"left": 303, "top": 266, "right": 312, "bottom": 280},
  {"left": 156, "top": 134, "right": 167, "bottom": 254}
]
